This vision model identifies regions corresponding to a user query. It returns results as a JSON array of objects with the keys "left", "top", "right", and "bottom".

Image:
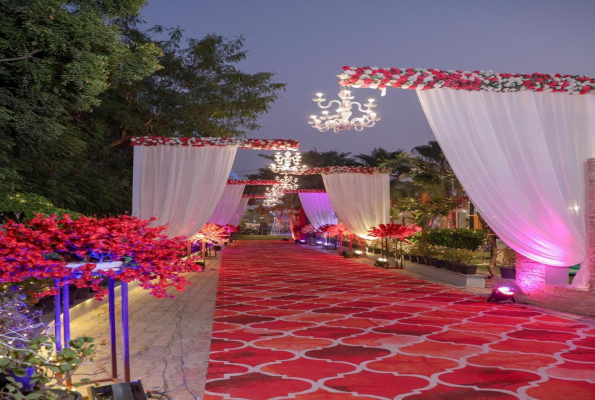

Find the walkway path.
[{"left": 204, "top": 241, "right": 595, "bottom": 400}]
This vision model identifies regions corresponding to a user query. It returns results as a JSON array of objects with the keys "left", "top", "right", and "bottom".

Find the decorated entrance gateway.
[{"left": 333, "top": 65, "right": 595, "bottom": 310}]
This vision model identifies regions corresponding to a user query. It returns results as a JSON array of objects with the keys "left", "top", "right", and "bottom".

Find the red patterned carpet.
[{"left": 204, "top": 241, "right": 595, "bottom": 400}]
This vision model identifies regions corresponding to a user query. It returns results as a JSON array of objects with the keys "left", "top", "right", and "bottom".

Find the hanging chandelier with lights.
[
  {"left": 275, "top": 175, "right": 298, "bottom": 191},
  {"left": 308, "top": 88, "right": 380, "bottom": 133},
  {"left": 269, "top": 151, "right": 308, "bottom": 175}
]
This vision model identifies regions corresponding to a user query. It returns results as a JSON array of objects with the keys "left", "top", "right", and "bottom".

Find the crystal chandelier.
[
  {"left": 275, "top": 175, "right": 298, "bottom": 191},
  {"left": 265, "top": 185, "right": 284, "bottom": 201},
  {"left": 308, "top": 88, "right": 380, "bottom": 133},
  {"left": 270, "top": 151, "right": 307, "bottom": 175}
]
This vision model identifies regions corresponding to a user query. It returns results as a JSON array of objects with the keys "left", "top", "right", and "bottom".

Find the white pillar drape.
[
  {"left": 322, "top": 173, "right": 390, "bottom": 239},
  {"left": 208, "top": 184, "right": 246, "bottom": 226},
  {"left": 132, "top": 145, "right": 238, "bottom": 239},
  {"left": 418, "top": 89, "right": 595, "bottom": 288},
  {"left": 227, "top": 197, "right": 249, "bottom": 227},
  {"left": 298, "top": 193, "right": 337, "bottom": 228}
]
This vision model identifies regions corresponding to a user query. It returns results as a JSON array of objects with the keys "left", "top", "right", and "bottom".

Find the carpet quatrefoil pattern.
[{"left": 204, "top": 241, "right": 595, "bottom": 400}]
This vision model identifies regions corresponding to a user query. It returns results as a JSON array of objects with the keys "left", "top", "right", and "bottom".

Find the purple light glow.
[{"left": 497, "top": 287, "right": 515, "bottom": 296}]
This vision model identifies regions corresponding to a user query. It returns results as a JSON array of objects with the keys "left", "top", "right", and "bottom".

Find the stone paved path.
[
  {"left": 71, "top": 256, "right": 220, "bottom": 400},
  {"left": 204, "top": 241, "right": 595, "bottom": 400}
]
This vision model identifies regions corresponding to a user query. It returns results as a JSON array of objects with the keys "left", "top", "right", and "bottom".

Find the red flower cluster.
[
  {"left": 368, "top": 223, "right": 421, "bottom": 242},
  {"left": 297, "top": 166, "right": 391, "bottom": 175},
  {"left": 301, "top": 224, "right": 319, "bottom": 234},
  {"left": 227, "top": 180, "right": 279, "bottom": 185},
  {"left": 338, "top": 66, "right": 595, "bottom": 95},
  {"left": 130, "top": 136, "right": 300, "bottom": 150},
  {"left": 193, "top": 223, "right": 228, "bottom": 244},
  {"left": 0, "top": 215, "right": 199, "bottom": 300},
  {"left": 318, "top": 224, "right": 339, "bottom": 236}
]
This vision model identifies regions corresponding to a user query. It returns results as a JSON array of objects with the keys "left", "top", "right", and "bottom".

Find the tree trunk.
[{"left": 487, "top": 233, "right": 498, "bottom": 277}]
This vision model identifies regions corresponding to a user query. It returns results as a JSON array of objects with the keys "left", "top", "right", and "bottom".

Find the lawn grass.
[{"left": 235, "top": 235, "right": 292, "bottom": 241}]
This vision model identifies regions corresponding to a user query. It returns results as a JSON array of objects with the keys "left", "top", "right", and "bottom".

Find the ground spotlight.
[
  {"left": 316, "top": 240, "right": 323, "bottom": 245},
  {"left": 374, "top": 257, "right": 388, "bottom": 267},
  {"left": 353, "top": 250, "right": 363, "bottom": 257},
  {"left": 299, "top": 239, "right": 306, "bottom": 243},
  {"left": 487, "top": 286, "right": 516, "bottom": 303}
]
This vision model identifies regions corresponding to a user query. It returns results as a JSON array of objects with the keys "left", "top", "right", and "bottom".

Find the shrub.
[{"left": 418, "top": 228, "right": 485, "bottom": 250}]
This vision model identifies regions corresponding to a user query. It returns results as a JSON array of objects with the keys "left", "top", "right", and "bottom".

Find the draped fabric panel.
[
  {"left": 418, "top": 89, "right": 595, "bottom": 288},
  {"left": 298, "top": 193, "right": 337, "bottom": 228},
  {"left": 208, "top": 185, "right": 246, "bottom": 226},
  {"left": 322, "top": 173, "right": 390, "bottom": 239},
  {"left": 132, "top": 145, "right": 238, "bottom": 239},
  {"left": 227, "top": 197, "right": 249, "bottom": 227}
]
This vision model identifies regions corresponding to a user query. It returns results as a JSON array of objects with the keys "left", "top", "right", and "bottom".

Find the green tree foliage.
[
  {"left": 64, "top": 25, "right": 285, "bottom": 215},
  {"left": 0, "top": 0, "right": 160, "bottom": 209},
  {"left": 0, "top": 5, "right": 285, "bottom": 215},
  {"left": 0, "top": 192, "right": 79, "bottom": 223}
]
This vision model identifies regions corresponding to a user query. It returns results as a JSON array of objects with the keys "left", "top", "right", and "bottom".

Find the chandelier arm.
[{"left": 317, "top": 100, "right": 341, "bottom": 109}]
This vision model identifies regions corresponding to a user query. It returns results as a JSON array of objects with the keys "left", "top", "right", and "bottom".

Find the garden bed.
[{"left": 403, "top": 261, "right": 486, "bottom": 288}]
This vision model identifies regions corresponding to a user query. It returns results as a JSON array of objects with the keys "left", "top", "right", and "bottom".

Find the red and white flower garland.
[
  {"left": 242, "top": 194, "right": 268, "bottom": 199},
  {"left": 282, "top": 189, "right": 326, "bottom": 193},
  {"left": 227, "top": 180, "right": 279, "bottom": 185},
  {"left": 131, "top": 136, "right": 299, "bottom": 150},
  {"left": 338, "top": 66, "right": 595, "bottom": 95},
  {"left": 295, "top": 166, "right": 391, "bottom": 175}
]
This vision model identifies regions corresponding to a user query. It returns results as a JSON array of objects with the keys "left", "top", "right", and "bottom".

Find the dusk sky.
[{"left": 140, "top": 0, "right": 595, "bottom": 177}]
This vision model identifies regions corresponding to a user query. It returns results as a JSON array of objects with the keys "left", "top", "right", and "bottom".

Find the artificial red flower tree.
[
  {"left": 368, "top": 223, "right": 421, "bottom": 267},
  {"left": 0, "top": 215, "right": 199, "bottom": 300}
]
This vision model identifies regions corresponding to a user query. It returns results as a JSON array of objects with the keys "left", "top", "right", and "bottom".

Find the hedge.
[{"left": 417, "top": 228, "right": 486, "bottom": 250}]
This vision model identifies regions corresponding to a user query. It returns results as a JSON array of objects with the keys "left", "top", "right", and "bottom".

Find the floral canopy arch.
[{"left": 337, "top": 66, "right": 595, "bottom": 289}]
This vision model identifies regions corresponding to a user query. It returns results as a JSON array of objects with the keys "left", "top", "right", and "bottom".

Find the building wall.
[{"left": 492, "top": 158, "right": 595, "bottom": 316}]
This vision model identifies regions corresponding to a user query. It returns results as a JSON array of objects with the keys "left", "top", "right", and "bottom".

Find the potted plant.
[
  {"left": 0, "top": 288, "right": 95, "bottom": 399},
  {"left": 449, "top": 249, "right": 475, "bottom": 274},
  {"left": 498, "top": 247, "right": 517, "bottom": 279}
]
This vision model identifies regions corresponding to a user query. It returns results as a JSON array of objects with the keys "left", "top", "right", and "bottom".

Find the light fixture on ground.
[
  {"left": 308, "top": 88, "right": 380, "bottom": 133},
  {"left": 353, "top": 250, "right": 363, "bottom": 257},
  {"left": 487, "top": 286, "right": 516, "bottom": 303},
  {"left": 270, "top": 151, "right": 307, "bottom": 175},
  {"left": 375, "top": 258, "right": 388, "bottom": 267}
]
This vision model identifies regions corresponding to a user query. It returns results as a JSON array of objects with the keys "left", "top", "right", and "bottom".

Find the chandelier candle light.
[
  {"left": 270, "top": 151, "right": 308, "bottom": 175},
  {"left": 309, "top": 88, "right": 380, "bottom": 133}
]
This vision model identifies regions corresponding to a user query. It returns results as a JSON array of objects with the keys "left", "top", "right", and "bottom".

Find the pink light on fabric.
[
  {"left": 418, "top": 89, "right": 594, "bottom": 288},
  {"left": 298, "top": 193, "right": 336, "bottom": 229}
]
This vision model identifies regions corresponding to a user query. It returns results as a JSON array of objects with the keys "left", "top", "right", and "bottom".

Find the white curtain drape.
[
  {"left": 418, "top": 89, "right": 595, "bottom": 288},
  {"left": 132, "top": 145, "right": 238, "bottom": 239},
  {"left": 322, "top": 173, "right": 390, "bottom": 239},
  {"left": 298, "top": 193, "right": 337, "bottom": 228},
  {"left": 208, "top": 184, "right": 246, "bottom": 226},
  {"left": 227, "top": 197, "right": 249, "bottom": 227}
]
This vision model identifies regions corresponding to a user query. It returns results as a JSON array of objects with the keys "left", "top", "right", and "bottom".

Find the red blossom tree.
[{"left": 0, "top": 215, "right": 200, "bottom": 300}]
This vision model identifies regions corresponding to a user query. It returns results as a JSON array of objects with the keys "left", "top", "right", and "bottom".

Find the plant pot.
[
  {"left": 387, "top": 251, "right": 395, "bottom": 258},
  {"left": 373, "top": 248, "right": 382, "bottom": 254},
  {"left": 213, "top": 245, "right": 222, "bottom": 251},
  {"left": 75, "top": 287, "right": 91, "bottom": 300},
  {"left": 444, "top": 261, "right": 453, "bottom": 270},
  {"left": 460, "top": 264, "right": 478, "bottom": 275},
  {"left": 403, "top": 254, "right": 411, "bottom": 261},
  {"left": 451, "top": 263, "right": 461, "bottom": 273},
  {"left": 424, "top": 257, "right": 434, "bottom": 266},
  {"left": 434, "top": 260, "right": 444, "bottom": 269},
  {"left": 50, "top": 389, "right": 83, "bottom": 400},
  {"left": 500, "top": 267, "right": 516, "bottom": 279}
]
